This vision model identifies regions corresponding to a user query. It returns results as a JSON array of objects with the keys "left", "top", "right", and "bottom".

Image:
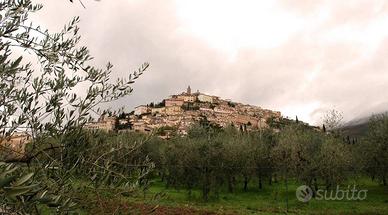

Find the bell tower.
[{"left": 187, "top": 85, "right": 191, "bottom": 95}]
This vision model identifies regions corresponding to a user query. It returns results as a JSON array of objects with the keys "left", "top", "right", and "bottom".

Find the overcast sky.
[{"left": 33, "top": 0, "right": 388, "bottom": 125}]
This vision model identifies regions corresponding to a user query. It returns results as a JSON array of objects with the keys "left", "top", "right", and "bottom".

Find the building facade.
[
  {"left": 85, "top": 115, "right": 116, "bottom": 132},
  {"left": 177, "top": 94, "right": 197, "bottom": 102},
  {"left": 198, "top": 94, "right": 214, "bottom": 103},
  {"left": 0, "top": 132, "right": 31, "bottom": 156},
  {"left": 165, "top": 98, "right": 184, "bottom": 107},
  {"left": 134, "top": 105, "right": 150, "bottom": 115}
]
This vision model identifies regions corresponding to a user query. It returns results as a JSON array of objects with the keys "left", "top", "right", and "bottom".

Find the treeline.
[
  {"left": 132, "top": 114, "right": 388, "bottom": 201},
  {"left": 35, "top": 114, "right": 387, "bottom": 203}
]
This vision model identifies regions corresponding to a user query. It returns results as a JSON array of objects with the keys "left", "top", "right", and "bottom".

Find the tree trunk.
[
  {"left": 325, "top": 180, "right": 331, "bottom": 190},
  {"left": 228, "top": 176, "right": 234, "bottom": 193},
  {"left": 202, "top": 167, "right": 210, "bottom": 201},
  {"left": 313, "top": 178, "right": 318, "bottom": 197},
  {"left": 308, "top": 179, "right": 316, "bottom": 198},
  {"left": 188, "top": 186, "right": 192, "bottom": 197},
  {"left": 202, "top": 184, "right": 209, "bottom": 202},
  {"left": 258, "top": 175, "right": 263, "bottom": 190},
  {"left": 244, "top": 176, "right": 249, "bottom": 191},
  {"left": 383, "top": 177, "right": 387, "bottom": 186},
  {"left": 165, "top": 181, "right": 169, "bottom": 189},
  {"left": 269, "top": 174, "right": 272, "bottom": 185},
  {"left": 215, "top": 185, "right": 220, "bottom": 199}
]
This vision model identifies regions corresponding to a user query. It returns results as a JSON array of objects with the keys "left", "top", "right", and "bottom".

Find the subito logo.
[{"left": 296, "top": 185, "right": 313, "bottom": 202}]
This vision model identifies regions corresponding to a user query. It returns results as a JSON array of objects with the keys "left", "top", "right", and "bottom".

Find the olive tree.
[
  {"left": 251, "top": 129, "right": 275, "bottom": 190},
  {"left": 272, "top": 125, "right": 322, "bottom": 193},
  {"left": 322, "top": 109, "right": 344, "bottom": 131},
  {"left": 358, "top": 114, "right": 388, "bottom": 185},
  {"left": 0, "top": 0, "right": 150, "bottom": 213},
  {"left": 317, "top": 136, "right": 352, "bottom": 189}
]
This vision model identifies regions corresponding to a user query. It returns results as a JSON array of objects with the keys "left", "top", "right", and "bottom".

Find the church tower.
[{"left": 187, "top": 85, "right": 191, "bottom": 94}]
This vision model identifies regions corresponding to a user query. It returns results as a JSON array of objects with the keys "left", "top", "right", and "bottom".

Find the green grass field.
[
  {"left": 60, "top": 177, "right": 388, "bottom": 214},
  {"left": 126, "top": 178, "right": 388, "bottom": 215}
]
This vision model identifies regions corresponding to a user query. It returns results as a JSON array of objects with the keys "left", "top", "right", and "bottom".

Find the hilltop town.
[
  {"left": 85, "top": 86, "right": 282, "bottom": 136},
  {"left": 1, "top": 87, "right": 283, "bottom": 155}
]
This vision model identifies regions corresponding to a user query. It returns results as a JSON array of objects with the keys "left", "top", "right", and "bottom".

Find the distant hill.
[
  {"left": 341, "top": 115, "right": 371, "bottom": 138},
  {"left": 341, "top": 112, "right": 388, "bottom": 138},
  {"left": 341, "top": 122, "right": 369, "bottom": 138}
]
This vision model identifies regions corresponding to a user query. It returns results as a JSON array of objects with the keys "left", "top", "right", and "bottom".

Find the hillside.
[
  {"left": 341, "top": 114, "right": 381, "bottom": 138},
  {"left": 341, "top": 122, "right": 369, "bottom": 138},
  {"left": 125, "top": 86, "right": 282, "bottom": 135}
]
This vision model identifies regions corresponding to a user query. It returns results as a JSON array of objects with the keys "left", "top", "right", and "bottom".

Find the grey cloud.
[{"left": 32, "top": 0, "right": 388, "bottom": 125}]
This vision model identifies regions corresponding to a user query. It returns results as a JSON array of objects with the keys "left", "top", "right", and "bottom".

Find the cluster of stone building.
[
  {"left": 1, "top": 115, "right": 117, "bottom": 156},
  {"left": 0, "top": 132, "right": 31, "bottom": 158},
  {"left": 128, "top": 86, "right": 281, "bottom": 135},
  {"left": 0, "top": 87, "right": 283, "bottom": 155},
  {"left": 84, "top": 114, "right": 117, "bottom": 132}
]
